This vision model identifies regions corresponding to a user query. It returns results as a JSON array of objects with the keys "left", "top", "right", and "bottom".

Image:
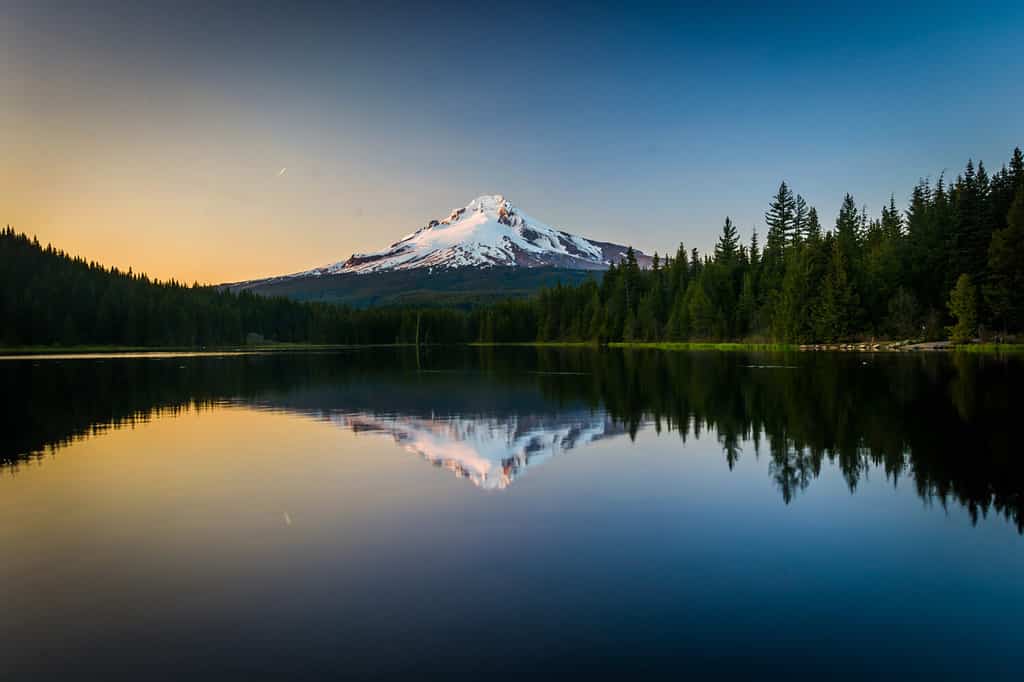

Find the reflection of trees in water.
[
  {"left": 527, "top": 348, "right": 1022, "bottom": 531},
  {"left": 768, "top": 444, "right": 820, "bottom": 504},
  {"left": 0, "top": 351, "right": 424, "bottom": 469},
  {"left": 3, "top": 347, "right": 1021, "bottom": 531}
]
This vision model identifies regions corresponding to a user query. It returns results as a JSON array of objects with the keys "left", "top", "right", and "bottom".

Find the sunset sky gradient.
[{"left": 4, "top": 1, "right": 1023, "bottom": 282}]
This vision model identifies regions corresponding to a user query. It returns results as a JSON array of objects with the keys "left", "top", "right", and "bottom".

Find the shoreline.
[
  {"left": 0, "top": 343, "right": 418, "bottom": 359},
  {"left": 3, "top": 340, "right": 1022, "bottom": 359}
]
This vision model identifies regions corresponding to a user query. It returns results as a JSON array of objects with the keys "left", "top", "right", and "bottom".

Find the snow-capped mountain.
[{"left": 278, "top": 194, "right": 651, "bottom": 280}]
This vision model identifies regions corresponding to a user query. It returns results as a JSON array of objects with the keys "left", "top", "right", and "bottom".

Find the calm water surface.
[{"left": 2, "top": 348, "right": 1022, "bottom": 680}]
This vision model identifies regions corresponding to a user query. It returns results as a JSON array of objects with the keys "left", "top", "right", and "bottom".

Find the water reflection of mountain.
[
  {"left": 230, "top": 361, "right": 625, "bottom": 489},
  {"left": 3, "top": 347, "right": 1021, "bottom": 530},
  {"left": 319, "top": 411, "right": 623, "bottom": 489}
]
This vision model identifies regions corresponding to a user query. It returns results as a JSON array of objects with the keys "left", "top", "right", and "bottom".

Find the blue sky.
[{"left": 4, "top": 1, "right": 1023, "bottom": 281}]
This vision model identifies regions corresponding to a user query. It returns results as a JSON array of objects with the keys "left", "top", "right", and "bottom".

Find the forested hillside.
[
  {"left": 3, "top": 147, "right": 1022, "bottom": 347},
  {"left": 0, "top": 229, "right": 475, "bottom": 347},
  {"left": 496, "top": 147, "right": 1024, "bottom": 344}
]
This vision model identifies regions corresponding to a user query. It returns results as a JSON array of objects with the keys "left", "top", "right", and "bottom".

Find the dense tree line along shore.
[{"left": 2, "top": 147, "right": 1022, "bottom": 347}]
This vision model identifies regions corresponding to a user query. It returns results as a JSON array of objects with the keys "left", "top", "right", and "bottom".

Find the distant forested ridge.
[{"left": 2, "top": 147, "right": 1022, "bottom": 347}]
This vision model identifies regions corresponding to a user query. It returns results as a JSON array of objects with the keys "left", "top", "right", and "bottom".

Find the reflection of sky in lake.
[
  {"left": 3, "top": 350, "right": 1024, "bottom": 680},
  {"left": 4, "top": 401, "right": 1022, "bottom": 681}
]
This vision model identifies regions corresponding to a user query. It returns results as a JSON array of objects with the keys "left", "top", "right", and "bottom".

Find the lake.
[{"left": 2, "top": 348, "right": 1022, "bottom": 680}]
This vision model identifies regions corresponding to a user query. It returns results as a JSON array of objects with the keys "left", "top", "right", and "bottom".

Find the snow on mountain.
[{"left": 284, "top": 194, "right": 651, "bottom": 279}]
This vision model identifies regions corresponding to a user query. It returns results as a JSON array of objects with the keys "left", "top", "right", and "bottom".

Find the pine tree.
[
  {"left": 637, "top": 293, "right": 660, "bottom": 341},
  {"left": 774, "top": 249, "right": 814, "bottom": 341},
  {"left": 666, "top": 295, "right": 689, "bottom": 340},
  {"left": 623, "top": 308, "right": 638, "bottom": 342},
  {"left": 947, "top": 274, "right": 978, "bottom": 344},
  {"left": 622, "top": 246, "right": 640, "bottom": 314},
  {"left": 1011, "top": 147, "right": 1024, "bottom": 181},
  {"left": 814, "top": 238, "right": 858, "bottom": 342},
  {"left": 793, "top": 194, "right": 808, "bottom": 244},
  {"left": 735, "top": 271, "right": 757, "bottom": 338},
  {"left": 804, "top": 207, "right": 822, "bottom": 241},
  {"left": 885, "top": 288, "right": 919, "bottom": 338},
  {"left": 588, "top": 292, "right": 605, "bottom": 340},
  {"left": 760, "top": 183, "right": 797, "bottom": 326},
  {"left": 715, "top": 217, "right": 740, "bottom": 263},
  {"left": 985, "top": 188, "right": 1024, "bottom": 334},
  {"left": 765, "top": 182, "right": 796, "bottom": 249},
  {"left": 687, "top": 279, "right": 715, "bottom": 340},
  {"left": 835, "top": 194, "right": 862, "bottom": 257},
  {"left": 951, "top": 160, "right": 992, "bottom": 285},
  {"left": 881, "top": 195, "right": 902, "bottom": 239},
  {"left": 668, "top": 242, "right": 689, "bottom": 301}
]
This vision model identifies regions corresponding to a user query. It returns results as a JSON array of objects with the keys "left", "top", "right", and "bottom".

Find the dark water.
[{"left": 2, "top": 348, "right": 1022, "bottom": 681}]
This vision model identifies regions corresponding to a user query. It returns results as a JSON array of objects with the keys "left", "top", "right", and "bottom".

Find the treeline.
[
  {"left": 0, "top": 228, "right": 476, "bottom": 347},
  {"left": 481, "top": 146, "right": 1024, "bottom": 343},
  {"left": 3, "top": 146, "right": 1023, "bottom": 347}
]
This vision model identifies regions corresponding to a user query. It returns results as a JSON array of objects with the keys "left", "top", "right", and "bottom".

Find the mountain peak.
[
  {"left": 466, "top": 193, "right": 507, "bottom": 208},
  {"left": 271, "top": 195, "right": 652, "bottom": 279},
  {"left": 433, "top": 194, "right": 515, "bottom": 230}
]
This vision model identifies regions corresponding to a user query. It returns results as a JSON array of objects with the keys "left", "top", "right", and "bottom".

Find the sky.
[{"left": 3, "top": 0, "right": 1023, "bottom": 283}]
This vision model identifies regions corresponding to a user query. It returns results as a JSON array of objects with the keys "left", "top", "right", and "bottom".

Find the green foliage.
[
  {"left": 985, "top": 187, "right": 1024, "bottom": 333},
  {"left": 773, "top": 249, "right": 814, "bottom": 342},
  {"left": 947, "top": 274, "right": 978, "bottom": 344},
  {"left": 714, "top": 217, "right": 740, "bottom": 263},
  {"left": 885, "top": 288, "right": 919, "bottom": 339},
  {"left": 814, "top": 238, "right": 859, "bottom": 342}
]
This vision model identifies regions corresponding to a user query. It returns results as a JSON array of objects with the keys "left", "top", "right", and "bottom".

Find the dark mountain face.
[{"left": 224, "top": 266, "right": 602, "bottom": 308}]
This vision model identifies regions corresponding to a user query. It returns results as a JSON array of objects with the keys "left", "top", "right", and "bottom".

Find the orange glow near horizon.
[
  {"left": 1, "top": 104, "right": 425, "bottom": 284},
  {"left": 0, "top": 35, "right": 497, "bottom": 285}
]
